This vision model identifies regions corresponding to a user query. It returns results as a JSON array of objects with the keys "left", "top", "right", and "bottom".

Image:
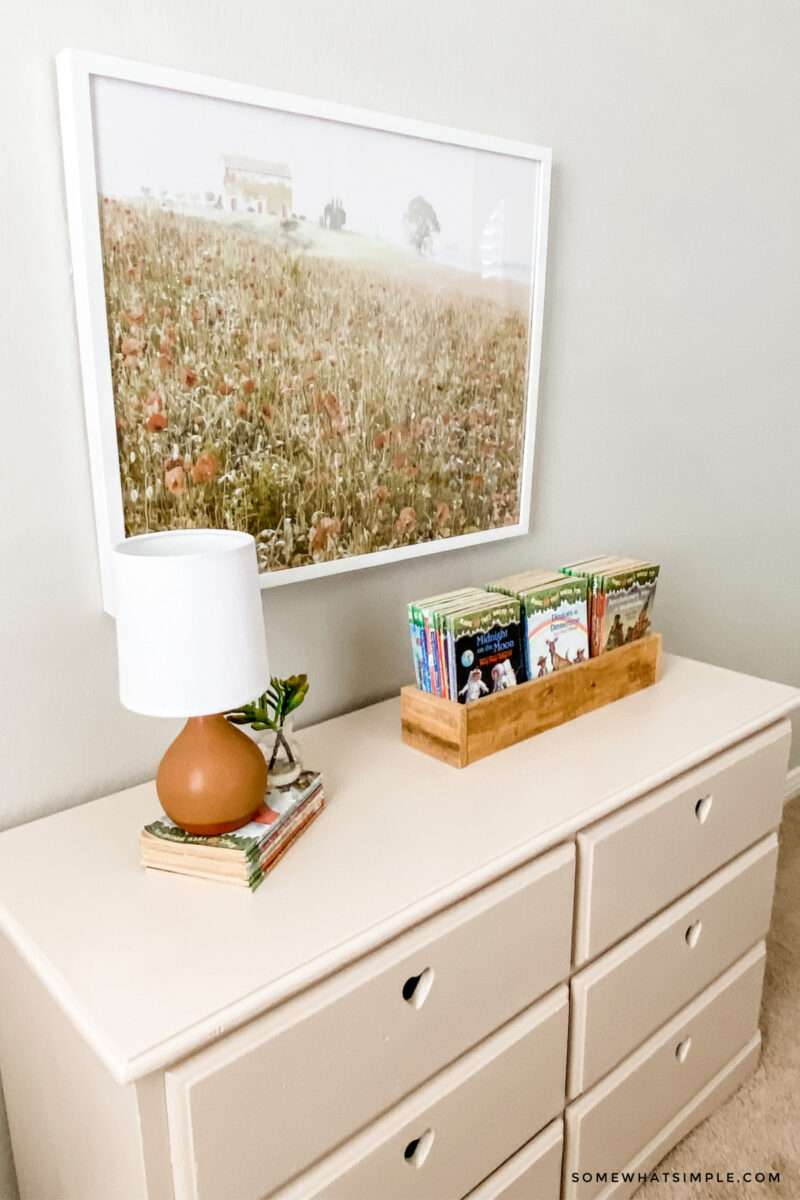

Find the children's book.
[
  {"left": 409, "top": 588, "right": 485, "bottom": 696},
  {"left": 487, "top": 569, "right": 588, "bottom": 677},
  {"left": 560, "top": 558, "right": 659, "bottom": 655},
  {"left": 594, "top": 564, "right": 659, "bottom": 653},
  {"left": 487, "top": 569, "right": 565, "bottom": 595},
  {"left": 447, "top": 594, "right": 524, "bottom": 702},
  {"left": 432, "top": 590, "right": 490, "bottom": 699},
  {"left": 497, "top": 576, "right": 589, "bottom": 677}
]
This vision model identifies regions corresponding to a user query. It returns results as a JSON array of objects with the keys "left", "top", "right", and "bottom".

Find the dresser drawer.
[
  {"left": 465, "top": 1118, "right": 563, "bottom": 1200},
  {"left": 563, "top": 944, "right": 765, "bottom": 1200},
  {"left": 581, "top": 1036, "right": 761, "bottom": 1200},
  {"left": 278, "top": 986, "right": 568, "bottom": 1200},
  {"left": 165, "top": 846, "right": 574, "bottom": 1200},
  {"left": 575, "top": 722, "right": 789, "bottom": 963},
  {"left": 569, "top": 834, "right": 777, "bottom": 1095}
]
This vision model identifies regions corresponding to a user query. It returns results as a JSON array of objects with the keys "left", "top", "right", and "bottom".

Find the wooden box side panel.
[
  {"left": 466, "top": 634, "right": 661, "bottom": 764},
  {"left": 402, "top": 635, "right": 662, "bottom": 768},
  {"left": 401, "top": 686, "right": 468, "bottom": 766}
]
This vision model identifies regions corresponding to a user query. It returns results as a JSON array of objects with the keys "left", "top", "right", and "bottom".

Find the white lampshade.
[{"left": 112, "top": 530, "right": 270, "bottom": 717}]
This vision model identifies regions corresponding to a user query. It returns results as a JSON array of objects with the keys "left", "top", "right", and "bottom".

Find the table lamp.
[{"left": 112, "top": 530, "right": 270, "bottom": 835}]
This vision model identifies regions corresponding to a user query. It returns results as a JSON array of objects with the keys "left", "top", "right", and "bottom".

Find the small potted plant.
[{"left": 226, "top": 675, "right": 309, "bottom": 787}]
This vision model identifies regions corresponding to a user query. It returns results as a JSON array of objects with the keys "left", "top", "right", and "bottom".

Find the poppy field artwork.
[{"left": 59, "top": 53, "right": 551, "bottom": 607}]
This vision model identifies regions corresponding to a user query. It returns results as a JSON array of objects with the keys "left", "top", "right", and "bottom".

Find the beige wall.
[{"left": 2, "top": 1, "right": 800, "bottom": 1194}]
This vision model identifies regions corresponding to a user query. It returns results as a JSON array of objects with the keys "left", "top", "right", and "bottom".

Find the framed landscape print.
[{"left": 57, "top": 50, "right": 551, "bottom": 612}]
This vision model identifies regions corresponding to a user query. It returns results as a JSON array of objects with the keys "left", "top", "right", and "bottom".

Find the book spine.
[
  {"left": 439, "top": 611, "right": 449, "bottom": 699},
  {"left": 430, "top": 612, "right": 443, "bottom": 696},
  {"left": 591, "top": 577, "right": 603, "bottom": 656},
  {"left": 419, "top": 608, "right": 432, "bottom": 692},
  {"left": 596, "top": 578, "right": 608, "bottom": 655},
  {"left": 254, "top": 802, "right": 325, "bottom": 889},
  {"left": 445, "top": 613, "right": 456, "bottom": 699},
  {"left": 422, "top": 610, "right": 439, "bottom": 695},
  {"left": 408, "top": 604, "right": 427, "bottom": 690}
]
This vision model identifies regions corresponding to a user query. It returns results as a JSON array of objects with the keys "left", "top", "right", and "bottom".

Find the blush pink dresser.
[{"left": 0, "top": 654, "right": 796, "bottom": 1200}]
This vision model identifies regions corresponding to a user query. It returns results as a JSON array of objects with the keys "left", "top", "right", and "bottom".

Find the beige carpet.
[{"left": 636, "top": 798, "right": 800, "bottom": 1199}]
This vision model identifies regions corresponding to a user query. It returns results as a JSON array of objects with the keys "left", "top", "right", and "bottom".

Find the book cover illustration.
[
  {"left": 448, "top": 596, "right": 523, "bottom": 703},
  {"left": 520, "top": 577, "right": 589, "bottom": 676},
  {"left": 144, "top": 769, "right": 322, "bottom": 857},
  {"left": 598, "top": 565, "right": 659, "bottom": 653}
]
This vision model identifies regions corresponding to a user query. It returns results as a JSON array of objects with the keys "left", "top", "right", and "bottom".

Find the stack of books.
[
  {"left": 560, "top": 557, "right": 660, "bottom": 657},
  {"left": 408, "top": 589, "right": 524, "bottom": 702},
  {"left": 408, "top": 555, "right": 660, "bottom": 695},
  {"left": 140, "top": 769, "right": 324, "bottom": 890},
  {"left": 487, "top": 571, "right": 590, "bottom": 678}
]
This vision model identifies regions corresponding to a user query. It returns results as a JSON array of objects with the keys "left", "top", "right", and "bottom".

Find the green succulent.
[{"left": 227, "top": 675, "right": 309, "bottom": 769}]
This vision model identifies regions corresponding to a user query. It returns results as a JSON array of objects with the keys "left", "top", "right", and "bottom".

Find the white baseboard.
[{"left": 785, "top": 766, "right": 800, "bottom": 806}]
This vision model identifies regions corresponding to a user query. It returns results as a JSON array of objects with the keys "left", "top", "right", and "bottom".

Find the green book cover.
[{"left": 598, "top": 565, "right": 660, "bottom": 652}]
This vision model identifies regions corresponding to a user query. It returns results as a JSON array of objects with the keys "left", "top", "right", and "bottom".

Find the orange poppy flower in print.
[
  {"left": 145, "top": 413, "right": 167, "bottom": 433},
  {"left": 241, "top": 378, "right": 255, "bottom": 395},
  {"left": 315, "top": 390, "right": 340, "bottom": 416},
  {"left": 191, "top": 452, "right": 217, "bottom": 484},
  {"left": 121, "top": 336, "right": 144, "bottom": 357},
  {"left": 234, "top": 400, "right": 248, "bottom": 418},
  {"left": 180, "top": 366, "right": 199, "bottom": 388},
  {"left": 217, "top": 380, "right": 234, "bottom": 396},
  {"left": 309, "top": 517, "right": 341, "bottom": 555},
  {"left": 396, "top": 507, "right": 416, "bottom": 534},
  {"left": 164, "top": 460, "right": 186, "bottom": 496},
  {"left": 125, "top": 307, "right": 146, "bottom": 326}
]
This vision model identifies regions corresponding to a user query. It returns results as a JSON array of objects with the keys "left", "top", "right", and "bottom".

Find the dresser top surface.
[{"left": 0, "top": 653, "right": 796, "bottom": 1083}]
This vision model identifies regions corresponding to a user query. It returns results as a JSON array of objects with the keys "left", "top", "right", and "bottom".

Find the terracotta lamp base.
[{"left": 156, "top": 714, "right": 267, "bottom": 835}]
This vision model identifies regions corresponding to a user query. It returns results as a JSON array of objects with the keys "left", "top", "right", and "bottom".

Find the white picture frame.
[{"left": 57, "top": 49, "right": 551, "bottom": 613}]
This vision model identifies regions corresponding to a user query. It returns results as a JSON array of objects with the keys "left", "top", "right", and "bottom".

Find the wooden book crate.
[{"left": 401, "top": 633, "right": 662, "bottom": 767}]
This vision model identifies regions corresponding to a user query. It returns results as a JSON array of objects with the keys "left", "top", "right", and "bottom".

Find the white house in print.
[{"left": 221, "top": 155, "right": 293, "bottom": 215}]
